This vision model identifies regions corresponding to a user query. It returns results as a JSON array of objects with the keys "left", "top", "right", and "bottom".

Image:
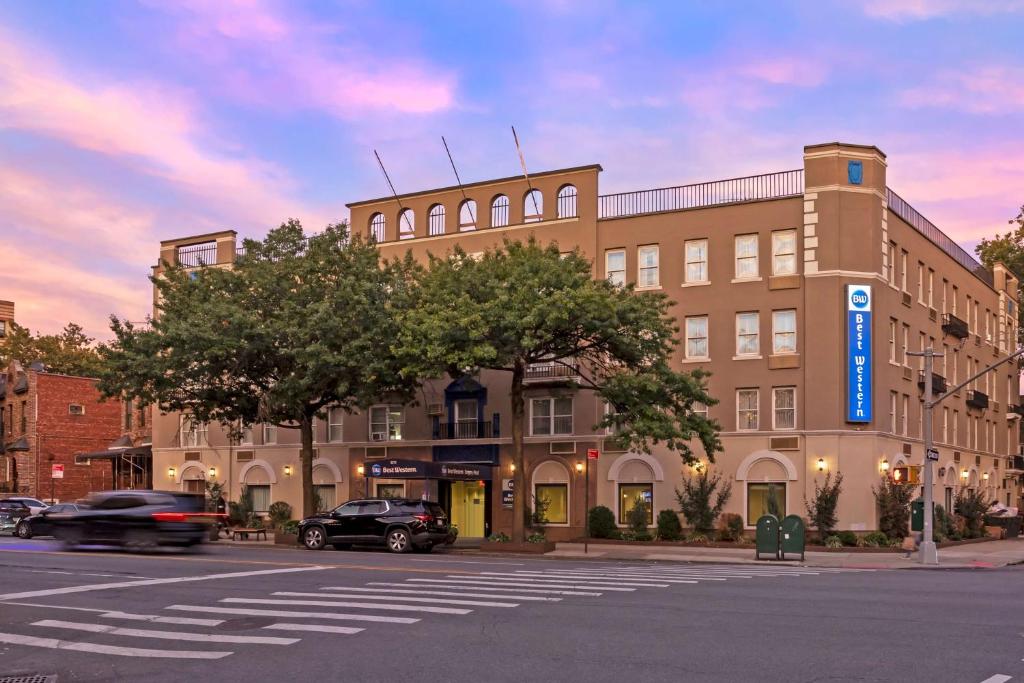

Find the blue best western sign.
[{"left": 846, "top": 285, "right": 872, "bottom": 423}]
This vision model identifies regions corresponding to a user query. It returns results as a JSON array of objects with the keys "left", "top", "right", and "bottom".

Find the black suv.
[
  {"left": 298, "top": 498, "right": 449, "bottom": 553},
  {"left": 51, "top": 490, "right": 208, "bottom": 550}
]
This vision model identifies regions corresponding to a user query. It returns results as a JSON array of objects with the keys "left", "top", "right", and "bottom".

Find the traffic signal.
[{"left": 892, "top": 466, "right": 909, "bottom": 484}]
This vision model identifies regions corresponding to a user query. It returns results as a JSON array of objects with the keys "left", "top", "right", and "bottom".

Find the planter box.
[
  {"left": 274, "top": 532, "right": 298, "bottom": 546},
  {"left": 482, "top": 541, "right": 555, "bottom": 554}
]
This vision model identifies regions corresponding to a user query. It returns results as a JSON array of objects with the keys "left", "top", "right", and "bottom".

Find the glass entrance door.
[{"left": 449, "top": 480, "right": 485, "bottom": 538}]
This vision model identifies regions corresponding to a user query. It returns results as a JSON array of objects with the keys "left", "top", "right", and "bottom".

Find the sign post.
[
  {"left": 50, "top": 463, "right": 64, "bottom": 504},
  {"left": 585, "top": 449, "right": 598, "bottom": 554}
]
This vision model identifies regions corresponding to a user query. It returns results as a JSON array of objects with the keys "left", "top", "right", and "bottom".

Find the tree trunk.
[
  {"left": 511, "top": 361, "right": 526, "bottom": 543},
  {"left": 300, "top": 415, "right": 315, "bottom": 518}
]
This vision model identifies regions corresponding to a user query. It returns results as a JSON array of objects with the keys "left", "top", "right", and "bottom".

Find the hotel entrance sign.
[{"left": 846, "top": 285, "right": 872, "bottom": 423}]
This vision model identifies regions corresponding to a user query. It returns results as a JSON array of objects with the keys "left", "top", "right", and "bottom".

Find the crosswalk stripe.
[
  {"left": 371, "top": 581, "right": 599, "bottom": 596},
  {"left": 272, "top": 591, "right": 518, "bottom": 608},
  {"left": 456, "top": 575, "right": 654, "bottom": 589},
  {"left": 567, "top": 569, "right": 813, "bottom": 578},
  {"left": 500, "top": 571, "right": 701, "bottom": 584},
  {"left": 0, "top": 631, "right": 231, "bottom": 659},
  {"left": 100, "top": 611, "right": 224, "bottom": 627},
  {"left": 471, "top": 572, "right": 668, "bottom": 587},
  {"left": 220, "top": 597, "right": 471, "bottom": 615},
  {"left": 32, "top": 619, "right": 299, "bottom": 645},
  {"left": 410, "top": 577, "right": 635, "bottom": 592},
  {"left": 264, "top": 623, "right": 364, "bottom": 635},
  {"left": 322, "top": 586, "right": 562, "bottom": 602},
  {"left": 167, "top": 605, "right": 419, "bottom": 624}
]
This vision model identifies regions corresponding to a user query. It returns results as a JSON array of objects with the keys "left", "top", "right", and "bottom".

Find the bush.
[
  {"left": 588, "top": 506, "right": 616, "bottom": 539},
  {"left": 527, "top": 494, "right": 551, "bottom": 534},
  {"left": 230, "top": 485, "right": 256, "bottom": 527},
  {"left": 873, "top": 476, "right": 913, "bottom": 540},
  {"left": 717, "top": 512, "right": 745, "bottom": 542},
  {"left": 656, "top": 509, "right": 682, "bottom": 541},
  {"left": 526, "top": 533, "right": 547, "bottom": 544},
  {"left": 675, "top": 468, "right": 732, "bottom": 535},
  {"left": 824, "top": 535, "right": 843, "bottom": 549},
  {"left": 281, "top": 519, "right": 300, "bottom": 535},
  {"left": 488, "top": 532, "right": 511, "bottom": 543},
  {"left": 267, "top": 501, "right": 293, "bottom": 530},
  {"left": 861, "top": 531, "right": 889, "bottom": 547},
  {"left": 837, "top": 530, "right": 858, "bottom": 547},
  {"left": 953, "top": 489, "right": 987, "bottom": 539},
  {"left": 934, "top": 504, "right": 958, "bottom": 542},
  {"left": 805, "top": 472, "right": 844, "bottom": 542},
  {"left": 626, "top": 499, "right": 652, "bottom": 541},
  {"left": 686, "top": 531, "right": 710, "bottom": 544}
]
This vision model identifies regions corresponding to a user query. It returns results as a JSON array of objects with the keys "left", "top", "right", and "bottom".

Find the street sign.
[
  {"left": 926, "top": 448, "right": 939, "bottom": 461},
  {"left": 51, "top": 464, "right": 64, "bottom": 479},
  {"left": 586, "top": 448, "right": 599, "bottom": 460}
]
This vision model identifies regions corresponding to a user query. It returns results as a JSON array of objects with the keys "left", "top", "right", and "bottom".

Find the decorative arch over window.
[
  {"left": 490, "top": 194, "right": 509, "bottom": 227},
  {"left": 175, "top": 462, "right": 206, "bottom": 485},
  {"left": 556, "top": 184, "right": 578, "bottom": 219},
  {"left": 531, "top": 459, "right": 570, "bottom": 525},
  {"left": 369, "top": 212, "right": 386, "bottom": 242},
  {"left": 398, "top": 208, "right": 415, "bottom": 240},
  {"left": 239, "top": 459, "right": 278, "bottom": 485},
  {"left": 458, "top": 200, "right": 477, "bottom": 231},
  {"left": 524, "top": 189, "right": 543, "bottom": 223},
  {"left": 312, "top": 457, "right": 344, "bottom": 483},
  {"left": 735, "top": 450, "right": 798, "bottom": 481},
  {"left": 428, "top": 204, "right": 446, "bottom": 236},
  {"left": 606, "top": 452, "right": 666, "bottom": 482}
]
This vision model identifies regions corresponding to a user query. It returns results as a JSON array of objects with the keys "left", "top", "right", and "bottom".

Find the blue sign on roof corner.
[{"left": 848, "top": 160, "right": 863, "bottom": 185}]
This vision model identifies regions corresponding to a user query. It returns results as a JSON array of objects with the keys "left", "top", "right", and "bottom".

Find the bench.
[{"left": 231, "top": 527, "right": 268, "bottom": 541}]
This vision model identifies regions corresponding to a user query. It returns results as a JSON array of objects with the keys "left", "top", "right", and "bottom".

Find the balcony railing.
[
  {"left": 1009, "top": 455, "right": 1024, "bottom": 472},
  {"left": 941, "top": 313, "right": 969, "bottom": 340},
  {"left": 966, "top": 390, "right": 989, "bottom": 410},
  {"left": 524, "top": 361, "right": 580, "bottom": 382},
  {"left": 176, "top": 243, "right": 218, "bottom": 268},
  {"left": 918, "top": 371, "right": 947, "bottom": 395},
  {"left": 432, "top": 415, "right": 500, "bottom": 440},
  {"left": 598, "top": 169, "right": 804, "bottom": 219}
]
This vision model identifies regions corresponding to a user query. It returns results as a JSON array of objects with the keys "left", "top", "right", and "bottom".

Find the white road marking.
[
  {"left": 978, "top": 675, "right": 1011, "bottom": 683},
  {"left": 441, "top": 576, "right": 644, "bottom": 590},
  {"left": 322, "top": 586, "right": 562, "bottom": 602},
  {"left": 0, "top": 565, "right": 328, "bottom": 601},
  {"left": 27, "top": 570, "right": 156, "bottom": 579},
  {"left": 33, "top": 619, "right": 298, "bottom": 645},
  {"left": 500, "top": 571, "right": 701, "bottom": 584},
  {"left": 0, "top": 631, "right": 230, "bottom": 659},
  {"left": 408, "top": 559, "right": 526, "bottom": 566},
  {"left": 265, "top": 623, "right": 364, "bottom": 635},
  {"left": 472, "top": 572, "right": 669, "bottom": 587},
  {"left": 0, "top": 601, "right": 223, "bottom": 626},
  {"left": 169, "top": 604, "right": 419, "bottom": 624},
  {"left": 272, "top": 591, "right": 517, "bottom": 608},
  {"left": 397, "top": 579, "right": 603, "bottom": 596},
  {"left": 221, "top": 597, "right": 471, "bottom": 615}
]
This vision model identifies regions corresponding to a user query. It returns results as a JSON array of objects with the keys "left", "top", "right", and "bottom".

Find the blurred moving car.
[
  {"left": 1, "top": 497, "right": 48, "bottom": 515},
  {"left": 15, "top": 503, "right": 84, "bottom": 539},
  {"left": 0, "top": 499, "right": 34, "bottom": 534},
  {"left": 51, "top": 490, "right": 210, "bottom": 550},
  {"left": 297, "top": 498, "right": 450, "bottom": 553}
]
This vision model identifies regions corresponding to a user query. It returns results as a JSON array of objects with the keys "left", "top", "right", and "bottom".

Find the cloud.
[
  {"left": 899, "top": 66, "right": 1024, "bottom": 113},
  {"left": 863, "top": 0, "right": 1024, "bottom": 20},
  {"left": 678, "top": 53, "right": 829, "bottom": 116}
]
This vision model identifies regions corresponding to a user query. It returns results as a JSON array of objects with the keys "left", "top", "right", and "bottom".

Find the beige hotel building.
[{"left": 151, "top": 142, "right": 1021, "bottom": 540}]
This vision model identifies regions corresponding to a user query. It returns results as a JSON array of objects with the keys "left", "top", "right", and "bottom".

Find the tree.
[
  {"left": 873, "top": 476, "right": 913, "bottom": 539},
  {"left": 805, "top": 471, "right": 844, "bottom": 542},
  {"left": 0, "top": 321, "right": 104, "bottom": 377},
  {"left": 675, "top": 467, "right": 732, "bottom": 535},
  {"left": 976, "top": 204, "right": 1024, "bottom": 343},
  {"left": 393, "top": 238, "right": 720, "bottom": 542},
  {"left": 98, "top": 220, "right": 419, "bottom": 516}
]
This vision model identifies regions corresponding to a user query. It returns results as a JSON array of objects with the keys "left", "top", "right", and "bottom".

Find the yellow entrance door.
[{"left": 450, "top": 481, "right": 485, "bottom": 538}]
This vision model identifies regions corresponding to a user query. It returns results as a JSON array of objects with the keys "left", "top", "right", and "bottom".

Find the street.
[{"left": 0, "top": 540, "right": 1020, "bottom": 682}]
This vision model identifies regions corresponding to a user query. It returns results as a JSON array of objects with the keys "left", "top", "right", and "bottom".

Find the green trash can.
[
  {"left": 911, "top": 498, "right": 926, "bottom": 533},
  {"left": 755, "top": 514, "right": 780, "bottom": 561},
  {"left": 780, "top": 514, "right": 806, "bottom": 561}
]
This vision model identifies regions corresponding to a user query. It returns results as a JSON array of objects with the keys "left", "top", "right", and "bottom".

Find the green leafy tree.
[
  {"left": 805, "top": 472, "right": 844, "bottom": 542},
  {"left": 393, "top": 238, "right": 720, "bottom": 542},
  {"left": 98, "top": 221, "right": 420, "bottom": 516},
  {"left": 873, "top": 476, "right": 913, "bottom": 539},
  {"left": 976, "top": 204, "right": 1024, "bottom": 343},
  {"left": 0, "top": 322, "right": 104, "bottom": 377},
  {"left": 675, "top": 468, "right": 732, "bottom": 535}
]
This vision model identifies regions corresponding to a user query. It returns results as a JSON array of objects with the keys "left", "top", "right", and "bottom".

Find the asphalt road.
[{"left": 0, "top": 537, "right": 1021, "bottom": 683}]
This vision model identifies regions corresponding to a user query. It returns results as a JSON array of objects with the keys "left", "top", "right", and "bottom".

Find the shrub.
[
  {"left": 805, "top": 472, "right": 844, "bottom": 542},
  {"left": 873, "top": 476, "right": 913, "bottom": 540},
  {"left": 717, "top": 512, "right": 745, "bottom": 542},
  {"left": 953, "top": 489, "right": 987, "bottom": 538},
  {"left": 230, "top": 485, "right": 256, "bottom": 527},
  {"left": 281, "top": 520, "right": 300, "bottom": 535},
  {"left": 526, "top": 494, "right": 550, "bottom": 534},
  {"left": 526, "top": 532, "right": 547, "bottom": 544},
  {"left": 686, "top": 531, "right": 710, "bottom": 544},
  {"left": 837, "top": 530, "right": 858, "bottom": 547},
  {"left": 825, "top": 535, "right": 843, "bottom": 549},
  {"left": 626, "top": 499, "right": 652, "bottom": 541},
  {"left": 934, "top": 504, "right": 958, "bottom": 542},
  {"left": 676, "top": 469, "right": 733, "bottom": 535},
  {"left": 267, "top": 501, "right": 293, "bottom": 530},
  {"left": 488, "top": 532, "right": 511, "bottom": 543},
  {"left": 862, "top": 531, "right": 889, "bottom": 547},
  {"left": 656, "top": 509, "right": 682, "bottom": 541},
  {"left": 588, "top": 506, "right": 616, "bottom": 539}
]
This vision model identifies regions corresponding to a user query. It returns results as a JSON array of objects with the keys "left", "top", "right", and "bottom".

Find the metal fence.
[{"left": 175, "top": 242, "right": 218, "bottom": 268}]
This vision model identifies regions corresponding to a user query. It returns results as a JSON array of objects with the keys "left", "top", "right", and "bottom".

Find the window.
[
  {"left": 374, "top": 485, "right": 404, "bottom": 500},
  {"left": 370, "top": 405, "right": 404, "bottom": 441},
  {"left": 454, "top": 399, "right": 478, "bottom": 438},
  {"left": 0, "top": 320, "right": 5, "bottom": 338},
  {"left": 918, "top": 332, "right": 926, "bottom": 370},
  {"left": 773, "top": 387, "right": 796, "bottom": 429},
  {"left": 618, "top": 483, "right": 653, "bottom": 525},
  {"left": 771, "top": 230, "right": 797, "bottom": 276},
  {"left": 20, "top": 401, "right": 27, "bottom": 433},
  {"left": 735, "top": 235, "right": 759, "bottom": 278},
  {"left": 314, "top": 484, "right": 336, "bottom": 511},
  {"left": 889, "top": 391, "right": 898, "bottom": 433},
  {"left": 181, "top": 416, "right": 206, "bottom": 448},
  {"left": 952, "top": 285, "right": 958, "bottom": 315},
  {"left": 124, "top": 399, "right": 133, "bottom": 431},
  {"left": 398, "top": 209, "right": 415, "bottom": 239},
  {"left": 901, "top": 394, "right": 909, "bottom": 436},
  {"left": 530, "top": 397, "right": 573, "bottom": 435},
  {"left": 747, "top": 483, "right": 786, "bottom": 526},
  {"left": 535, "top": 483, "right": 568, "bottom": 524},
  {"left": 900, "top": 250, "right": 908, "bottom": 291},
  {"left": 684, "top": 239, "right": 708, "bottom": 283},
  {"left": 736, "top": 312, "right": 760, "bottom": 356},
  {"left": 685, "top": 316, "right": 708, "bottom": 359},
  {"left": 637, "top": 245, "right": 659, "bottom": 288},
  {"left": 605, "top": 249, "right": 625, "bottom": 287},
  {"left": 943, "top": 407, "right": 949, "bottom": 443},
  {"left": 263, "top": 423, "right": 277, "bottom": 445},
  {"left": 942, "top": 279, "right": 948, "bottom": 313},
  {"left": 328, "top": 408, "right": 344, "bottom": 442},
  {"left": 887, "top": 242, "right": 897, "bottom": 286},
  {"left": 428, "top": 204, "right": 446, "bottom": 236},
  {"left": 238, "top": 424, "right": 253, "bottom": 445},
  {"left": 953, "top": 409, "right": 959, "bottom": 445},
  {"left": 953, "top": 348, "right": 959, "bottom": 383},
  {"left": 927, "top": 269, "right": 934, "bottom": 308},
  {"left": 902, "top": 324, "right": 910, "bottom": 365},
  {"left": 693, "top": 402, "right": 708, "bottom": 419},
  {"left": 889, "top": 319, "right": 897, "bottom": 363},
  {"left": 917, "top": 262, "right": 924, "bottom": 303},
  {"left": 247, "top": 485, "right": 270, "bottom": 514},
  {"left": 737, "top": 389, "right": 759, "bottom": 430},
  {"left": 524, "top": 189, "right": 543, "bottom": 223},
  {"left": 772, "top": 310, "right": 796, "bottom": 354},
  {"left": 556, "top": 185, "right": 577, "bottom": 218},
  {"left": 370, "top": 212, "right": 386, "bottom": 241},
  {"left": 458, "top": 200, "right": 477, "bottom": 231},
  {"left": 491, "top": 195, "right": 509, "bottom": 227},
  {"left": 603, "top": 402, "right": 625, "bottom": 436}
]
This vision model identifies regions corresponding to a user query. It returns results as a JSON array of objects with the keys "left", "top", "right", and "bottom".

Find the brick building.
[{"left": 0, "top": 300, "right": 13, "bottom": 340}]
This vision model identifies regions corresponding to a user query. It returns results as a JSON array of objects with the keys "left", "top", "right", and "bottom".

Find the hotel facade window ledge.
[
  {"left": 730, "top": 277, "right": 764, "bottom": 284},
  {"left": 679, "top": 281, "right": 711, "bottom": 288},
  {"left": 680, "top": 357, "right": 711, "bottom": 364},
  {"left": 767, "top": 275, "right": 801, "bottom": 290},
  {"left": 732, "top": 355, "right": 764, "bottom": 361},
  {"left": 768, "top": 353, "right": 800, "bottom": 370},
  {"left": 635, "top": 286, "right": 662, "bottom": 291}
]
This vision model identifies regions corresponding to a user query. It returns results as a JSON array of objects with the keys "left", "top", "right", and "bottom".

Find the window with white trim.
[
  {"left": 181, "top": 416, "right": 207, "bottom": 448},
  {"left": 240, "top": 424, "right": 253, "bottom": 445},
  {"left": 637, "top": 245, "right": 659, "bottom": 288},
  {"left": 901, "top": 394, "right": 909, "bottom": 436},
  {"left": 491, "top": 195, "right": 509, "bottom": 227},
  {"left": 771, "top": 229, "right": 796, "bottom": 276},
  {"left": 772, "top": 387, "right": 795, "bottom": 430},
  {"left": 887, "top": 242, "right": 897, "bottom": 286},
  {"left": 737, "top": 389, "right": 758, "bottom": 431},
  {"left": 889, "top": 319, "right": 897, "bottom": 363},
  {"left": 685, "top": 316, "right": 708, "bottom": 359},
  {"left": 428, "top": 204, "right": 446, "bottom": 236},
  {"left": 370, "top": 212, "right": 386, "bottom": 241},
  {"left": 736, "top": 312, "right": 760, "bottom": 356},
  {"left": 684, "top": 239, "right": 708, "bottom": 283},
  {"left": 605, "top": 249, "right": 625, "bottom": 287},
  {"left": 328, "top": 407, "right": 344, "bottom": 442},
  {"left": 900, "top": 250, "right": 908, "bottom": 292},
  {"left": 263, "top": 423, "right": 277, "bottom": 445},
  {"left": 530, "top": 397, "right": 573, "bottom": 436},
  {"left": 772, "top": 310, "right": 796, "bottom": 354},
  {"left": 735, "top": 234, "right": 759, "bottom": 278},
  {"left": 889, "top": 391, "right": 897, "bottom": 433},
  {"left": 370, "top": 405, "right": 404, "bottom": 441}
]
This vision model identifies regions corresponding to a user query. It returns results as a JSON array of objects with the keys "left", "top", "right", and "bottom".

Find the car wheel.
[
  {"left": 386, "top": 528, "right": 412, "bottom": 553},
  {"left": 331, "top": 543, "right": 352, "bottom": 551},
  {"left": 15, "top": 521, "right": 32, "bottom": 539},
  {"left": 303, "top": 526, "right": 326, "bottom": 550}
]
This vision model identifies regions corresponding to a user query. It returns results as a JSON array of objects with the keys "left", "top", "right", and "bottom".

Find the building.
[
  {"left": 152, "top": 141, "right": 1021, "bottom": 538},
  {"left": 0, "top": 300, "right": 13, "bottom": 340}
]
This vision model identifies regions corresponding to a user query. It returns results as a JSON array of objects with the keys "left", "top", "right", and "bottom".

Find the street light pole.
[{"left": 920, "top": 349, "right": 938, "bottom": 565}]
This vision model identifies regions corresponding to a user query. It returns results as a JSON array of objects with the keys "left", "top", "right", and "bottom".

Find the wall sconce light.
[
  {"left": 961, "top": 469, "right": 969, "bottom": 480},
  {"left": 284, "top": 464, "right": 293, "bottom": 476},
  {"left": 879, "top": 459, "right": 890, "bottom": 473},
  {"left": 167, "top": 466, "right": 176, "bottom": 478},
  {"left": 983, "top": 472, "right": 990, "bottom": 481},
  {"left": 510, "top": 463, "right": 516, "bottom": 473},
  {"left": 357, "top": 465, "right": 365, "bottom": 476},
  {"left": 575, "top": 462, "right": 584, "bottom": 474},
  {"left": 692, "top": 461, "right": 705, "bottom": 473},
  {"left": 208, "top": 466, "right": 217, "bottom": 478},
  {"left": 816, "top": 458, "right": 826, "bottom": 472}
]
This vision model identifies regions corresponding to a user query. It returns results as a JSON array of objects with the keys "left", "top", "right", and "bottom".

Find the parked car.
[
  {"left": 0, "top": 499, "right": 33, "bottom": 535},
  {"left": 298, "top": 498, "right": 450, "bottom": 553},
  {"left": 1, "top": 497, "right": 48, "bottom": 515},
  {"left": 15, "top": 503, "right": 83, "bottom": 539},
  {"left": 51, "top": 490, "right": 209, "bottom": 550}
]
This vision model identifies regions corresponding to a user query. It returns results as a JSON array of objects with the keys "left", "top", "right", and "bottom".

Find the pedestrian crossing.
[{"left": 0, "top": 562, "right": 870, "bottom": 661}]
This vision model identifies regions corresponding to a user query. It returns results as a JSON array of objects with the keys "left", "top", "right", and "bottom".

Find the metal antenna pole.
[
  {"left": 511, "top": 126, "right": 541, "bottom": 218},
  {"left": 442, "top": 136, "right": 475, "bottom": 226},
  {"left": 373, "top": 150, "right": 414, "bottom": 236}
]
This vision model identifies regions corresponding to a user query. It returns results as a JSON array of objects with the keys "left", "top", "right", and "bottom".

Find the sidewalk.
[{"left": 545, "top": 538, "right": 1024, "bottom": 569}]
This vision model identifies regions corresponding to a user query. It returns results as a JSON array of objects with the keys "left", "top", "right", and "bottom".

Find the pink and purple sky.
[{"left": 2, "top": 0, "right": 1023, "bottom": 340}]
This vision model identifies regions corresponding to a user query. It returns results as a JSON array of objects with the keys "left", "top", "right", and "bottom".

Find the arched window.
[
  {"left": 398, "top": 208, "right": 415, "bottom": 240},
  {"left": 428, "top": 204, "right": 446, "bottom": 236},
  {"left": 491, "top": 194, "right": 509, "bottom": 228},
  {"left": 524, "top": 189, "right": 543, "bottom": 223},
  {"left": 369, "top": 213, "right": 386, "bottom": 242},
  {"left": 459, "top": 200, "right": 477, "bottom": 231},
  {"left": 557, "top": 184, "right": 578, "bottom": 218},
  {"left": 531, "top": 460, "right": 569, "bottom": 525}
]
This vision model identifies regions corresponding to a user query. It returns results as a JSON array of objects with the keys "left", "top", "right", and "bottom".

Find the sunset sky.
[{"left": 2, "top": 0, "right": 1022, "bottom": 340}]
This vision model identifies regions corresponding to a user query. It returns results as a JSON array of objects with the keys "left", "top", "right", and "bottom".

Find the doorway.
[{"left": 449, "top": 480, "right": 486, "bottom": 538}]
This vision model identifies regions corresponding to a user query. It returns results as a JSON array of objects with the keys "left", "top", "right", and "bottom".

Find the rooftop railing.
[
  {"left": 598, "top": 169, "right": 804, "bottom": 219},
  {"left": 175, "top": 242, "right": 218, "bottom": 268}
]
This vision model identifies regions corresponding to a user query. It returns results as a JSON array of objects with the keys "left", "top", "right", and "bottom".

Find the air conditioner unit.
[
  {"left": 371, "top": 433, "right": 386, "bottom": 442},
  {"left": 69, "top": 404, "right": 85, "bottom": 416},
  {"left": 236, "top": 450, "right": 254, "bottom": 462},
  {"left": 426, "top": 403, "right": 444, "bottom": 416},
  {"left": 768, "top": 436, "right": 799, "bottom": 451},
  {"left": 549, "top": 441, "right": 576, "bottom": 454},
  {"left": 184, "top": 451, "right": 201, "bottom": 461}
]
